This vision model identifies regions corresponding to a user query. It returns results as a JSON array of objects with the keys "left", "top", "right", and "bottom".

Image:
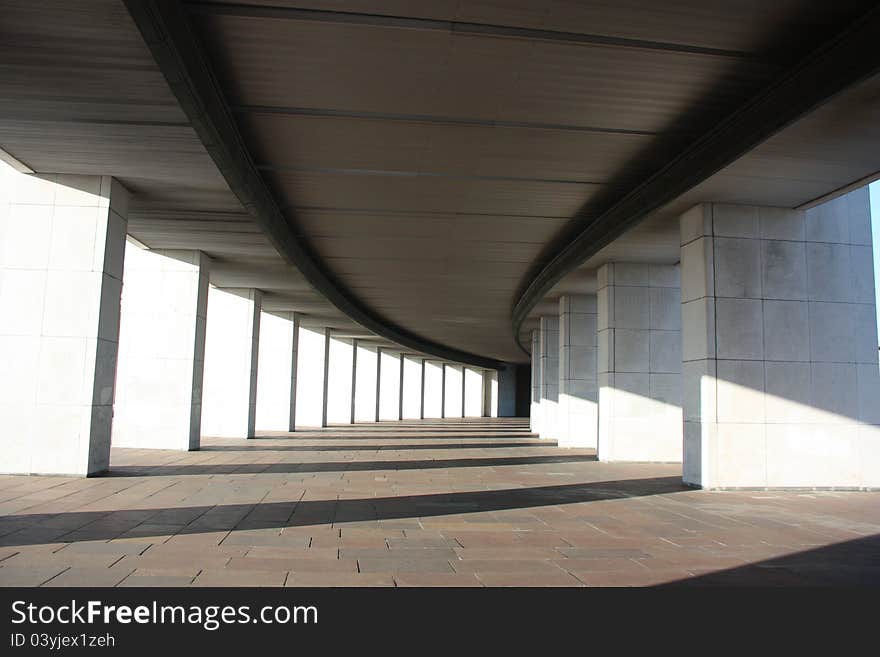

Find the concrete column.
[
  {"left": 321, "top": 328, "right": 331, "bottom": 427},
  {"left": 398, "top": 352, "right": 405, "bottom": 421},
  {"left": 423, "top": 361, "right": 443, "bottom": 418},
  {"left": 420, "top": 359, "right": 426, "bottom": 419},
  {"left": 289, "top": 313, "right": 300, "bottom": 431},
  {"left": 539, "top": 316, "right": 559, "bottom": 440},
  {"left": 113, "top": 245, "right": 210, "bottom": 451},
  {"left": 597, "top": 263, "right": 682, "bottom": 461},
  {"left": 441, "top": 364, "right": 447, "bottom": 418},
  {"left": 680, "top": 193, "right": 880, "bottom": 488},
  {"left": 557, "top": 295, "right": 599, "bottom": 448},
  {"left": 352, "top": 342, "right": 377, "bottom": 422},
  {"left": 482, "top": 370, "right": 492, "bottom": 417},
  {"left": 497, "top": 364, "right": 516, "bottom": 417},
  {"left": 461, "top": 366, "right": 466, "bottom": 418},
  {"left": 201, "top": 287, "right": 262, "bottom": 438},
  {"left": 0, "top": 172, "right": 128, "bottom": 476},
  {"left": 254, "top": 311, "right": 297, "bottom": 433},
  {"left": 350, "top": 339, "right": 358, "bottom": 424},
  {"left": 375, "top": 347, "right": 382, "bottom": 422},
  {"left": 530, "top": 330, "right": 542, "bottom": 433}
]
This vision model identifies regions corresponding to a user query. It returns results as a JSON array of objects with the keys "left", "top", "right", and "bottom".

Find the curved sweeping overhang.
[{"left": 100, "top": 1, "right": 880, "bottom": 366}]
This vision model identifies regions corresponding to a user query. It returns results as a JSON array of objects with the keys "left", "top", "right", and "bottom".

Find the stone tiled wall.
[
  {"left": 680, "top": 189, "right": 880, "bottom": 488},
  {"left": 558, "top": 294, "right": 598, "bottom": 448},
  {"left": 597, "top": 262, "right": 682, "bottom": 462}
]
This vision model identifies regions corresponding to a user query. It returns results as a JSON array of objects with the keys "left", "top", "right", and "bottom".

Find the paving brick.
[{"left": 0, "top": 418, "right": 876, "bottom": 587}]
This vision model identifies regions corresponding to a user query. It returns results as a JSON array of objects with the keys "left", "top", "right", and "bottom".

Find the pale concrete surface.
[
  {"left": 0, "top": 168, "right": 129, "bottom": 476},
  {"left": 0, "top": 418, "right": 878, "bottom": 587},
  {"left": 680, "top": 192, "right": 880, "bottom": 489},
  {"left": 558, "top": 294, "right": 599, "bottom": 448},
  {"left": 597, "top": 263, "right": 683, "bottom": 462},
  {"left": 539, "top": 317, "right": 560, "bottom": 440}
]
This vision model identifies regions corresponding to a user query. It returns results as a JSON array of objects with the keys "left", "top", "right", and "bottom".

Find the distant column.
[
  {"left": 375, "top": 347, "right": 382, "bottom": 422},
  {"left": 461, "top": 366, "right": 466, "bottom": 418},
  {"left": 557, "top": 294, "right": 598, "bottom": 448},
  {"left": 420, "top": 359, "right": 426, "bottom": 419},
  {"left": 597, "top": 263, "right": 682, "bottom": 462},
  {"left": 441, "top": 364, "right": 447, "bottom": 418},
  {"left": 350, "top": 338, "right": 358, "bottom": 424},
  {"left": 398, "top": 353, "right": 405, "bottom": 421},
  {"left": 530, "top": 331, "right": 542, "bottom": 433},
  {"left": 321, "top": 328, "right": 331, "bottom": 427},
  {"left": 539, "top": 317, "right": 559, "bottom": 440},
  {"left": 289, "top": 313, "right": 300, "bottom": 431}
]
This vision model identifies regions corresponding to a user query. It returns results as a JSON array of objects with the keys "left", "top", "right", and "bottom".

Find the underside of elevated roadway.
[{"left": 2, "top": 1, "right": 880, "bottom": 367}]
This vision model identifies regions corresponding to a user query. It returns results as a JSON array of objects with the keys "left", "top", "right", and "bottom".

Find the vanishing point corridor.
[{"left": 0, "top": 418, "right": 877, "bottom": 587}]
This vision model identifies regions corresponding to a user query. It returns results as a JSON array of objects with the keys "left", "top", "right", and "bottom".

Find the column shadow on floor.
[
  {"left": 0, "top": 476, "right": 682, "bottom": 548},
  {"left": 106, "top": 454, "right": 599, "bottom": 477},
  {"left": 659, "top": 534, "right": 880, "bottom": 586},
  {"left": 197, "top": 442, "right": 556, "bottom": 452}
]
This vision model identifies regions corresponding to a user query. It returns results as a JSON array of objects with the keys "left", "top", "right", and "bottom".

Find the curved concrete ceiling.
[{"left": 3, "top": 1, "right": 880, "bottom": 367}]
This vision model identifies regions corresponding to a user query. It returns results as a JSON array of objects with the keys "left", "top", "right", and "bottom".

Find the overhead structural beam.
[
  {"left": 184, "top": 1, "right": 757, "bottom": 60},
  {"left": 124, "top": 0, "right": 503, "bottom": 371},
  {"left": 511, "top": 5, "right": 880, "bottom": 351},
  {"left": 231, "top": 105, "right": 662, "bottom": 138}
]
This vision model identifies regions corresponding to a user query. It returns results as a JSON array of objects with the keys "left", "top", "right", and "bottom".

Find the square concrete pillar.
[
  {"left": 597, "top": 263, "right": 682, "bottom": 462},
  {"left": 201, "top": 287, "right": 262, "bottom": 438},
  {"left": 481, "top": 370, "right": 496, "bottom": 417},
  {"left": 530, "top": 330, "right": 542, "bottom": 433},
  {"left": 680, "top": 192, "right": 880, "bottom": 488},
  {"left": 539, "top": 316, "right": 560, "bottom": 439},
  {"left": 113, "top": 245, "right": 210, "bottom": 450},
  {"left": 558, "top": 294, "right": 598, "bottom": 448},
  {"left": 255, "top": 311, "right": 298, "bottom": 432},
  {"left": 0, "top": 171, "right": 128, "bottom": 475}
]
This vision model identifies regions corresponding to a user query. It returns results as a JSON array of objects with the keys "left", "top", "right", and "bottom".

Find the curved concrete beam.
[
  {"left": 511, "top": 5, "right": 880, "bottom": 352},
  {"left": 124, "top": 0, "right": 504, "bottom": 370}
]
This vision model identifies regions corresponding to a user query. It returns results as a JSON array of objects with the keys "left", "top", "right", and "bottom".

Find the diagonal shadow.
[
  {"left": 106, "top": 454, "right": 598, "bottom": 477},
  {"left": 658, "top": 534, "right": 880, "bottom": 587},
  {"left": 0, "top": 476, "right": 683, "bottom": 548},
  {"left": 198, "top": 442, "right": 555, "bottom": 452}
]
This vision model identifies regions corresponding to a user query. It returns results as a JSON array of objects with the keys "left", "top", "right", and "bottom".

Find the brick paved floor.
[{"left": 1, "top": 418, "right": 878, "bottom": 587}]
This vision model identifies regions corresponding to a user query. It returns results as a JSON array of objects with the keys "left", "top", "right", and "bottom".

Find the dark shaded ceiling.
[
  {"left": 183, "top": 0, "right": 879, "bottom": 362},
  {"left": 1, "top": 1, "right": 879, "bottom": 365}
]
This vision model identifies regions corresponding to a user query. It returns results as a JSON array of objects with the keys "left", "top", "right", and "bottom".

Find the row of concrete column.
[
  {"left": 116, "top": 247, "right": 500, "bottom": 454},
  {"left": 531, "top": 188, "right": 880, "bottom": 490},
  {"left": 0, "top": 169, "right": 498, "bottom": 477}
]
